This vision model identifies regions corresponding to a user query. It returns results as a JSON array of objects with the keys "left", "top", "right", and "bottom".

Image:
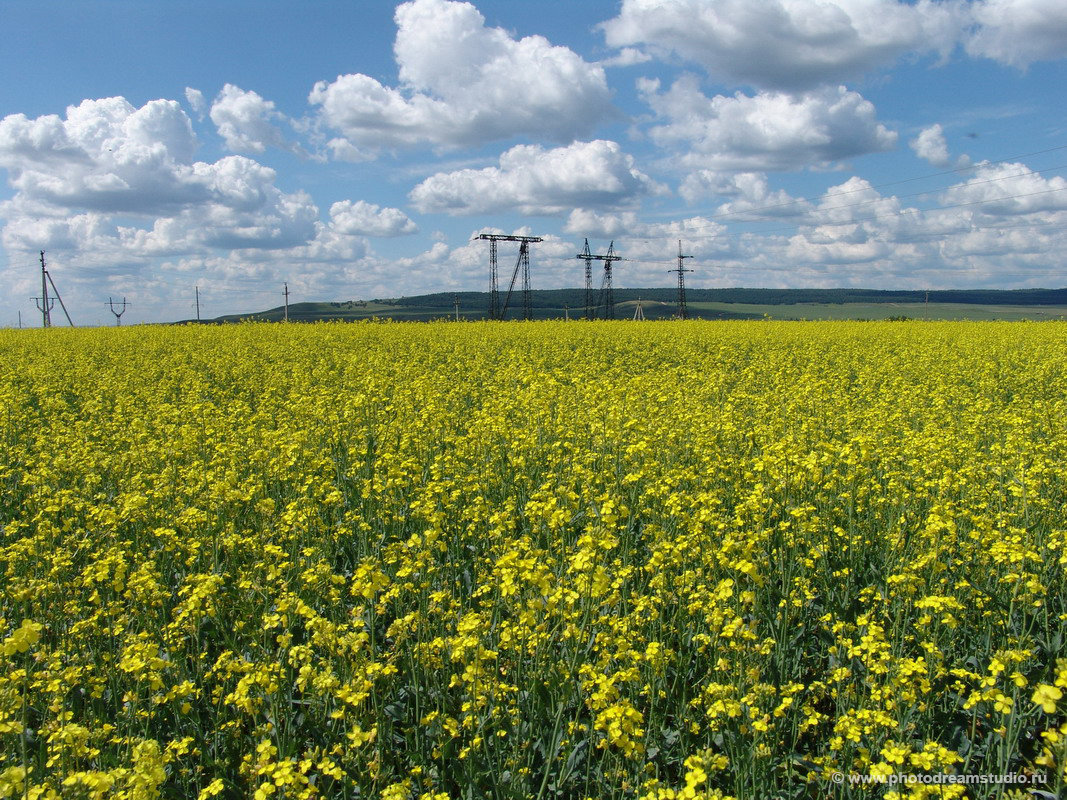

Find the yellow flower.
[
  {"left": 197, "top": 778, "right": 226, "bottom": 799},
  {"left": 2, "top": 619, "right": 42, "bottom": 656},
  {"left": 1032, "top": 684, "right": 1062, "bottom": 713}
]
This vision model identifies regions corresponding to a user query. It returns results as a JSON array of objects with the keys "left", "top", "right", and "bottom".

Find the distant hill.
[
  {"left": 383, "top": 286, "right": 1067, "bottom": 309},
  {"left": 181, "top": 287, "right": 1067, "bottom": 324}
]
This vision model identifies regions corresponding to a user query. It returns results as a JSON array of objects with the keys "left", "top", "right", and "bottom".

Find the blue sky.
[{"left": 2, "top": 0, "right": 1066, "bottom": 325}]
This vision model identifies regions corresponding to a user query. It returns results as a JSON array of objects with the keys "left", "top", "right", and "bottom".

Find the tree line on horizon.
[{"left": 375, "top": 286, "right": 1067, "bottom": 309}]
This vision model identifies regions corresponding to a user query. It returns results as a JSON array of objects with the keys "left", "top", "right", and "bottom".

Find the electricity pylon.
[
  {"left": 576, "top": 240, "right": 621, "bottom": 319},
  {"left": 475, "top": 234, "right": 543, "bottom": 320},
  {"left": 108, "top": 297, "right": 129, "bottom": 326},
  {"left": 667, "top": 240, "right": 693, "bottom": 319},
  {"left": 599, "top": 241, "right": 621, "bottom": 320},
  {"left": 577, "top": 239, "right": 596, "bottom": 320}
]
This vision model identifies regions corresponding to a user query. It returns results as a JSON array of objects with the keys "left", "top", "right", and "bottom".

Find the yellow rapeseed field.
[{"left": 0, "top": 320, "right": 1065, "bottom": 800}]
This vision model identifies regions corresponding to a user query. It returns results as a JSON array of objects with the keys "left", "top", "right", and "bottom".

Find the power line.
[
  {"left": 612, "top": 183, "right": 1067, "bottom": 251},
  {"left": 747, "top": 185, "right": 1067, "bottom": 240},
  {"left": 616, "top": 212, "right": 1067, "bottom": 268},
  {"left": 50, "top": 261, "right": 292, "bottom": 297},
  {"left": 644, "top": 143, "right": 1067, "bottom": 225},
  {"left": 17, "top": 147, "right": 1065, "bottom": 286},
  {"left": 9, "top": 142, "right": 1066, "bottom": 322},
  {"left": 602, "top": 156, "right": 1067, "bottom": 251},
  {"left": 716, "top": 161, "right": 1067, "bottom": 233}
]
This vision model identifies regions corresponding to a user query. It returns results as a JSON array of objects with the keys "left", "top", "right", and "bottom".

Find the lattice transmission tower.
[
  {"left": 599, "top": 241, "right": 621, "bottom": 320},
  {"left": 576, "top": 239, "right": 596, "bottom": 320},
  {"left": 667, "top": 240, "right": 694, "bottom": 319},
  {"left": 475, "top": 234, "right": 543, "bottom": 320},
  {"left": 575, "top": 240, "right": 622, "bottom": 319}
]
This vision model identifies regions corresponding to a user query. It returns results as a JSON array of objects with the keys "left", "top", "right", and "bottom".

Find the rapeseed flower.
[{"left": 0, "top": 320, "right": 1063, "bottom": 798}]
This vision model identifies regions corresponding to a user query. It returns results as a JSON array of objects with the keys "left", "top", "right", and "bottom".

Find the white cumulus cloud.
[
  {"left": 773, "top": 167, "right": 1067, "bottom": 282},
  {"left": 600, "top": 0, "right": 1067, "bottom": 91},
  {"left": 601, "top": 0, "right": 963, "bottom": 91},
  {"left": 680, "top": 170, "right": 813, "bottom": 216},
  {"left": 964, "top": 0, "right": 1067, "bottom": 66},
  {"left": 0, "top": 97, "right": 202, "bottom": 214},
  {"left": 640, "top": 77, "right": 898, "bottom": 172},
  {"left": 910, "top": 124, "right": 952, "bottom": 167},
  {"left": 938, "top": 162, "right": 1067, "bottom": 216},
  {"left": 329, "top": 200, "right": 418, "bottom": 237},
  {"left": 600, "top": 47, "right": 653, "bottom": 68},
  {"left": 909, "top": 123, "right": 971, "bottom": 169},
  {"left": 564, "top": 207, "right": 726, "bottom": 241},
  {"left": 309, "top": 0, "right": 615, "bottom": 158},
  {"left": 409, "top": 140, "right": 665, "bottom": 216},
  {"left": 210, "top": 84, "right": 304, "bottom": 156},
  {"left": 184, "top": 87, "right": 207, "bottom": 119},
  {"left": 0, "top": 97, "right": 323, "bottom": 260}
]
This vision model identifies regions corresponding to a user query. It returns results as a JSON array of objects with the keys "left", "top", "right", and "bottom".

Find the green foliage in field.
[{"left": 1, "top": 322, "right": 1065, "bottom": 799}]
